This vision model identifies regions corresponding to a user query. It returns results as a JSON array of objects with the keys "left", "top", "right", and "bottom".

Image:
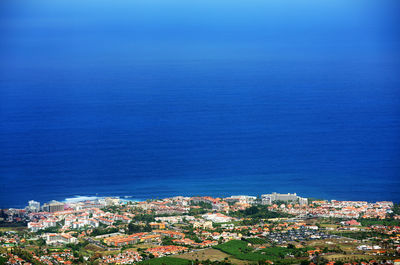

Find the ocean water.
[{"left": 1, "top": 0, "right": 400, "bottom": 208}]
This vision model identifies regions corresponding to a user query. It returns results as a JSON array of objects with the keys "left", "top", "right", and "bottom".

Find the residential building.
[{"left": 42, "top": 201, "right": 65, "bottom": 212}]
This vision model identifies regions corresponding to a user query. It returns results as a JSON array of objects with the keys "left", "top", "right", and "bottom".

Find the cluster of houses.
[
  {"left": 3, "top": 253, "right": 30, "bottom": 265},
  {"left": 267, "top": 227, "right": 339, "bottom": 244},
  {"left": 103, "top": 230, "right": 185, "bottom": 247},
  {"left": 194, "top": 229, "right": 242, "bottom": 242},
  {"left": 22, "top": 195, "right": 396, "bottom": 236},
  {"left": 278, "top": 200, "right": 393, "bottom": 219},
  {"left": 172, "top": 238, "right": 218, "bottom": 247},
  {"left": 38, "top": 249, "right": 75, "bottom": 265},
  {"left": 27, "top": 205, "right": 133, "bottom": 232},
  {"left": 44, "top": 233, "right": 78, "bottom": 245},
  {"left": 2, "top": 194, "right": 399, "bottom": 265},
  {"left": 27, "top": 215, "right": 58, "bottom": 232},
  {"left": 155, "top": 215, "right": 214, "bottom": 230},
  {"left": 136, "top": 195, "right": 258, "bottom": 215},
  {"left": 145, "top": 245, "right": 188, "bottom": 257},
  {"left": 369, "top": 224, "right": 400, "bottom": 245},
  {"left": 103, "top": 232, "right": 161, "bottom": 247},
  {"left": 202, "top": 212, "right": 234, "bottom": 223},
  {"left": 0, "top": 231, "right": 21, "bottom": 251},
  {"left": 100, "top": 249, "right": 142, "bottom": 264},
  {"left": 135, "top": 200, "right": 189, "bottom": 215},
  {"left": 4, "top": 249, "right": 76, "bottom": 265}
]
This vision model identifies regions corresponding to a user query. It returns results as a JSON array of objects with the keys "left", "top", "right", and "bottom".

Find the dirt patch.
[
  {"left": 121, "top": 244, "right": 160, "bottom": 252},
  {"left": 0, "top": 227, "right": 27, "bottom": 232},
  {"left": 324, "top": 254, "right": 386, "bottom": 261},
  {"left": 84, "top": 243, "right": 105, "bottom": 252},
  {"left": 174, "top": 248, "right": 252, "bottom": 265}
]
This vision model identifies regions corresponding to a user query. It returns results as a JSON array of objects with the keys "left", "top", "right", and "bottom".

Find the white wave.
[{"left": 64, "top": 195, "right": 102, "bottom": 203}]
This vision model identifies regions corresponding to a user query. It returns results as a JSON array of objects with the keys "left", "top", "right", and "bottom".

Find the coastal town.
[{"left": 1, "top": 193, "right": 399, "bottom": 265}]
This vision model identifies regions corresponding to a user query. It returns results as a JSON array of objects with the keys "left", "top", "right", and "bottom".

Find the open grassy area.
[
  {"left": 0, "top": 247, "right": 8, "bottom": 254},
  {"left": 244, "top": 238, "right": 268, "bottom": 245},
  {"left": 306, "top": 238, "right": 360, "bottom": 252},
  {"left": 23, "top": 246, "right": 40, "bottom": 253},
  {"left": 328, "top": 231, "right": 389, "bottom": 240},
  {"left": 174, "top": 248, "right": 254, "bottom": 264},
  {"left": 0, "top": 227, "right": 27, "bottom": 232},
  {"left": 101, "top": 250, "right": 121, "bottom": 256},
  {"left": 214, "top": 240, "right": 305, "bottom": 263},
  {"left": 84, "top": 243, "right": 105, "bottom": 252},
  {"left": 319, "top": 224, "right": 339, "bottom": 229},
  {"left": 175, "top": 248, "right": 230, "bottom": 261},
  {"left": 359, "top": 219, "right": 400, "bottom": 227},
  {"left": 138, "top": 257, "right": 191, "bottom": 265},
  {"left": 324, "top": 253, "right": 392, "bottom": 261},
  {"left": 124, "top": 243, "right": 159, "bottom": 252}
]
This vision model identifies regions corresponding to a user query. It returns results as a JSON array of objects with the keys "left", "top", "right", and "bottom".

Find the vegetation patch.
[
  {"left": 84, "top": 243, "right": 104, "bottom": 252},
  {"left": 214, "top": 240, "right": 307, "bottom": 263},
  {"left": 174, "top": 248, "right": 231, "bottom": 262},
  {"left": 329, "top": 231, "right": 389, "bottom": 240},
  {"left": 138, "top": 256, "right": 191, "bottom": 265},
  {"left": 232, "top": 206, "right": 292, "bottom": 219},
  {"left": 358, "top": 218, "right": 400, "bottom": 227},
  {"left": 244, "top": 238, "right": 268, "bottom": 245}
]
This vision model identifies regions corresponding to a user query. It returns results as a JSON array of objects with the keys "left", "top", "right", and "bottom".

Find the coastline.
[{"left": 3, "top": 191, "right": 400, "bottom": 209}]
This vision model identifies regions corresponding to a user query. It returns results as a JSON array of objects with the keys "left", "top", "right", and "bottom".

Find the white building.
[
  {"left": 299, "top": 197, "right": 308, "bottom": 206},
  {"left": 27, "top": 200, "right": 41, "bottom": 212},
  {"left": 202, "top": 213, "right": 232, "bottom": 223},
  {"left": 45, "top": 233, "right": 77, "bottom": 245},
  {"left": 28, "top": 222, "right": 43, "bottom": 232},
  {"left": 193, "top": 221, "right": 213, "bottom": 229},
  {"left": 261, "top": 192, "right": 308, "bottom": 205},
  {"left": 104, "top": 197, "right": 120, "bottom": 206},
  {"left": 225, "top": 195, "right": 257, "bottom": 204}
]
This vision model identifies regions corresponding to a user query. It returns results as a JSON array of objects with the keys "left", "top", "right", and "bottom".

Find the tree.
[
  {"left": 300, "top": 260, "right": 310, "bottom": 265},
  {"left": 0, "top": 256, "right": 7, "bottom": 265},
  {"left": 36, "top": 238, "right": 46, "bottom": 247},
  {"left": 127, "top": 222, "right": 151, "bottom": 234},
  {"left": 244, "top": 206, "right": 259, "bottom": 215},
  {"left": 162, "top": 236, "right": 173, "bottom": 245}
]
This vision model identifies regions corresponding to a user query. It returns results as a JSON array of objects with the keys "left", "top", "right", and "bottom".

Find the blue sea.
[{"left": 1, "top": 0, "right": 400, "bottom": 208}]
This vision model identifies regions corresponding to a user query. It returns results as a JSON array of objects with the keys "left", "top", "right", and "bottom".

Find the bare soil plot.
[
  {"left": 0, "top": 227, "right": 27, "bottom": 232},
  {"left": 123, "top": 243, "right": 160, "bottom": 252},
  {"left": 84, "top": 243, "right": 105, "bottom": 252},
  {"left": 174, "top": 248, "right": 252, "bottom": 265},
  {"left": 324, "top": 254, "right": 391, "bottom": 261}
]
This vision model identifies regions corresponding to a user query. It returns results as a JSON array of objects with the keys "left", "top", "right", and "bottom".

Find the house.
[
  {"left": 150, "top": 222, "right": 166, "bottom": 230},
  {"left": 46, "top": 233, "right": 77, "bottom": 245},
  {"left": 202, "top": 213, "right": 232, "bottom": 223},
  {"left": 341, "top": 220, "right": 361, "bottom": 226}
]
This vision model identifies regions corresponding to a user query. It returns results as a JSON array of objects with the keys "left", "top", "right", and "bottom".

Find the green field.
[
  {"left": 319, "top": 224, "right": 339, "bottom": 229},
  {"left": 213, "top": 240, "right": 305, "bottom": 263},
  {"left": 138, "top": 257, "right": 191, "bottom": 265},
  {"left": 359, "top": 219, "right": 400, "bottom": 227},
  {"left": 328, "top": 231, "right": 389, "bottom": 240},
  {"left": 244, "top": 238, "right": 268, "bottom": 245}
]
